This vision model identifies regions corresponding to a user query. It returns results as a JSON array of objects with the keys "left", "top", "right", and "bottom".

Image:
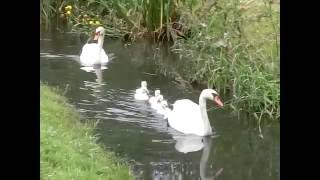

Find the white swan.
[
  {"left": 134, "top": 81, "right": 149, "bottom": 100},
  {"left": 148, "top": 90, "right": 161, "bottom": 105},
  {"left": 156, "top": 100, "right": 169, "bottom": 116},
  {"left": 80, "top": 26, "right": 109, "bottom": 66},
  {"left": 167, "top": 89, "right": 223, "bottom": 136},
  {"left": 150, "top": 95, "right": 164, "bottom": 109},
  {"left": 160, "top": 100, "right": 173, "bottom": 120}
]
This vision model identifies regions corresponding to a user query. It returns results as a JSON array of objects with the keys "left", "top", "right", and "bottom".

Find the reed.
[
  {"left": 40, "top": 0, "right": 280, "bottom": 122},
  {"left": 165, "top": 0, "right": 280, "bottom": 121}
]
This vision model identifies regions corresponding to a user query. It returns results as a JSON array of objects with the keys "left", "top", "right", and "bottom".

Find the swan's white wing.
[
  {"left": 80, "top": 44, "right": 109, "bottom": 66},
  {"left": 80, "top": 44, "right": 99, "bottom": 60},
  {"left": 136, "top": 88, "right": 144, "bottom": 94},
  {"left": 80, "top": 44, "right": 100, "bottom": 66},
  {"left": 134, "top": 93, "right": 149, "bottom": 100},
  {"left": 135, "top": 88, "right": 149, "bottom": 100},
  {"left": 149, "top": 96, "right": 156, "bottom": 104},
  {"left": 100, "top": 49, "right": 109, "bottom": 64},
  {"left": 168, "top": 99, "right": 204, "bottom": 135},
  {"left": 173, "top": 99, "right": 199, "bottom": 113}
]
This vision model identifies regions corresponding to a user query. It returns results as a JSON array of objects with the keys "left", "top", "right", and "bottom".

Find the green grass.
[
  {"left": 40, "top": 0, "right": 279, "bottom": 123},
  {"left": 40, "top": 84, "right": 134, "bottom": 180},
  {"left": 40, "top": 0, "right": 183, "bottom": 40},
  {"left": 165, "top": 0, "right": 280, "bottom": 121}
]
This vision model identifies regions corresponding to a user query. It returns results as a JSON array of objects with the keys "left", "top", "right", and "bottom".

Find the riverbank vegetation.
[
  {"left": 40, "top": 84, "right": 133, "bottom": 179},
  {"left": 40, "top": 0, "right": 279, "bottom": 122}
]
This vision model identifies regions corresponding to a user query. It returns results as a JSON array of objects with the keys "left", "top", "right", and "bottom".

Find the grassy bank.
[
  {"left": 165, "top": 0, "right": 280, "bottom": 122},
  {"left": 40, "top": 0, "right": 279, "bottom": 122},
  {"left": 40, "top": 84, "right": 133, "bottom": 179}
]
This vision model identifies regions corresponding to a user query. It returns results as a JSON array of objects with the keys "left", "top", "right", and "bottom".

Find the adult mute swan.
[
  {"left": 167, "top": 89, "right": 223, "bottom": 136},
  {"left": 134, "top": 81, "right": 149, "bottom": 100},
  {"left": 80, "top": 26, "right": 109, "bottom": 66}
]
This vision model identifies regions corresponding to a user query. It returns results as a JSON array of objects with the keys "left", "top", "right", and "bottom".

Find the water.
[{"left": 40, "top": 30, "right": 280, "bottom": 180}]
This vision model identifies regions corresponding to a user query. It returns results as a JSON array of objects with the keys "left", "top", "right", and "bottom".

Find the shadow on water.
[{"left": 40, "top": 29, "right": 279, "bottom": 180}]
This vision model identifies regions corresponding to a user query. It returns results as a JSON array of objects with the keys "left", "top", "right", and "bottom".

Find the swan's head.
[
  {"left": 201, "top": 89, "right": 223, "bottom": 107},
  {"left": 141, "top": 81, "right": 147, "bottom": 88},
  {"left": 95, "top": 26, "right": 105, "bottom": 34},
  {"left": 93, "top": 26, "right": 105, "bottom": 40},
  {"left": 155, "top": 90, "right": 161, "bottom": 96}
]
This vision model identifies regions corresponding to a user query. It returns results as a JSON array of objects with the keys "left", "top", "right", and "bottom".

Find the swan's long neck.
[
  {"left": 97, "top": 35, "right": 104, "bottom": 49},
  {"left": 94, "top": 35, "right": 104, "bottom": 64},
  {"left": 199, "top": 96, "right": 212, "bottom": 135}
]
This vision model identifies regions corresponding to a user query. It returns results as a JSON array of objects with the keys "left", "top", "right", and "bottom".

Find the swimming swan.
[
  {"left": 134, "top": 81, "right": 149, "bottom": 100},
  {"left": 149, "top": 90, "right": 161, "bottom": 105},
  {"left": 167, "top": 89, "right": 223, "bottom": 136},
  {"left": 80, "top": 26, "right": 109, "bottom": 66},
  {"left": 157, "top": 100, "right": 170, "bottom": 117}
]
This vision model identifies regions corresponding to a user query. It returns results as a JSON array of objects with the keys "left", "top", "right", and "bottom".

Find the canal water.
[{"left": 40, "top": 30, "right": 279, "bottom": 180}]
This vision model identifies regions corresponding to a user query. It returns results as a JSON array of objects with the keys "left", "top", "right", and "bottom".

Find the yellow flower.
[
  {"left": 66, "top": 11, "right": 71, "bottom": 15},
  {"left": 89, "top": 21, "right": 94, "bottom": 25},
  {"left": 95, "top": 21, "right": 100, "bottom": 25},
  {"left": 65, "top": 5, "right": 72, "bottom": 10}
]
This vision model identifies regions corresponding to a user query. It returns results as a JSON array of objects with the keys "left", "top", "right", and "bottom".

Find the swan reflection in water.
[
  {"left": 80, "top": 64, "right": 106, "bottom": 102},
  {"left": 77, "top": 64, "right": 108, "bottom": 121},
  {"left": 80, "top": 64, "right": 106, "bottom": 84},
  {"left": 78, "top": 52, "right": 115, "bottom": 85},
  {"left": 174, "top": 135, "right": 223, "bottom": 180},
  {"left": 150, "top": 134, "right": 223, "bottom": 180}
]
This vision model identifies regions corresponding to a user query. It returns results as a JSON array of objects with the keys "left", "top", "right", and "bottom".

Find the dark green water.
[{"left": 40, "top": 30, "right": 279, "bottom": 180}]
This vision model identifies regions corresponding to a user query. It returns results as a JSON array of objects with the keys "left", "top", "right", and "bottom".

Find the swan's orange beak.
[
  {"left": 93, "top": 32, "right": 100, "bottom": 40},
  {"left": 214, "top": 96, "right": 223, "bottom": 107}
]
